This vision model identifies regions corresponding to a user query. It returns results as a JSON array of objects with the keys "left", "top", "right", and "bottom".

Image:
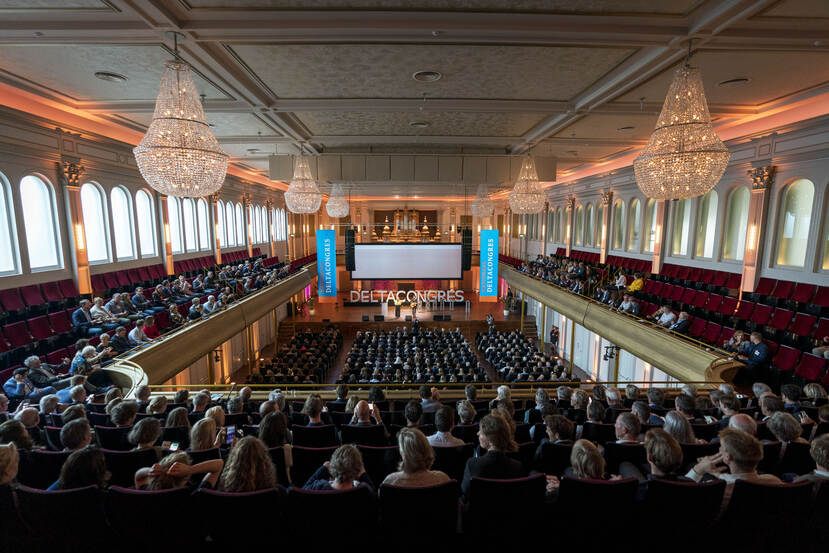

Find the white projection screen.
[{"left": 351, "top": 244, "right": 463, "bottom": 279}]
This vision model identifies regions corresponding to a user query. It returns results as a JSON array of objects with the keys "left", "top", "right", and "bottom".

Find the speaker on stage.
[
  {"left": 433, "top": 315, "right": 443, "bottom": 321},
  {"left": 462, "top": 227, "right": 472, "bottom": 270},
  {"left": 374, "top": 315, "right": 385, "bottom": 322},
  {"left": 362, "top": 315, "right": 370, "bottom": 322},
  {"left": 405, "top": 315, "right": 412, "bottom": 322},
  {"left": 345, "top": 228, "right": 356, "bottom": 271}
]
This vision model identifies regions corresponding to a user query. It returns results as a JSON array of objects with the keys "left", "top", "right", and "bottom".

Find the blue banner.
[
  {"left": 316, "top": 229, "right": 337, "bottom": 297},
  {"left": 480, "top": 229, "right": 499, "bottom": 296}
]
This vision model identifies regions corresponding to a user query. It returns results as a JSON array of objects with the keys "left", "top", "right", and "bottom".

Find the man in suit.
[
  {"left": 736, "top": 331, "right": 769, "bottom": 383},
  {"left": 109, "top": 326, "right": 132, "bottom": 354},
  {"left": 71, "top": 299, "right": 103, "bottom": 337},
  {"left": 419, "top": 385, "right": 441, "bottom": 414},
  {"left": 23, "top": 355, "right": 72, "bottom": 390},
  {"left": 3, "top": 367, "right": 56, "bottom": 402},
  {"left": 462, "top": 414, "right": 524, "bottom": 497},
  {"left": 668, "top": 311, "right": 691, "bottom": 334},
  {"left": 795, "top": 434, "right": 829, "bottom": 485}
]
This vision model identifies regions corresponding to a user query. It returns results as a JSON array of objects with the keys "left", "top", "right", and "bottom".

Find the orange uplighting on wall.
[
  {"left": 746, "top": 224, "right": 758, "bottom": 252},
  {"left": 74, "top": 224, "right": 85, "bottom": 250},
  {"left": 164, "top": 223, "right": 171, "bottom": 245}
]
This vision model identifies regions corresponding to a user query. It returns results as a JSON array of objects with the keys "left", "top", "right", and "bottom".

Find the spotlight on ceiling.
[
  {"left": 717, "top": 77, "right": 751, "bottom": 88},
  {"left": 94, "top": 71, "right": 128, "bottom": 83},
  {"left": 412, "top": 70, "right": 442, "bottom": 83}
]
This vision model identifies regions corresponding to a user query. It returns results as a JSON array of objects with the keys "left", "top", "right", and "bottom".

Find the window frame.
[
  {"left": 694, "top": 190, "right": 719, "bottom": 259},
  {"left": 166, "top": 196, "right": 184, "bottom": 254},
  {"left": 182, "top": 198, "right": 198, "bottom": 252},
  {"left": 235, "top": 203, "right": 245, "bottom": 246},
  {"left": 196, "top": 198, "right": 210, "bottom": 251},
  {"left": 135, "top": 189, "right": 158, "bottom": 258},
  {"left": 721, "top": 185, "right": 750, "bottom": 263},
  {"left": 774, "top": 178, "right": 815, "bottom": 269},
  {"left": 109, "top": 185, "right": 136, "bottom": 261},
  {"left": 0, "top": 171, "right": 20, "bottom": 276},
  {"left": 626, "top": 198, "right": 642, "bottom": 253},
  {"left": 612, "top": 199, "right": 625, "bottom": 251},
  {"left": 80, "top": 181, "right": 111, "bottom": 265}
]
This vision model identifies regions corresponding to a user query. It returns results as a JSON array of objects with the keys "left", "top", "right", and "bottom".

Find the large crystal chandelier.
[
  {"left": 470, "top": 183, "right": 494, "bottom": 217},
  {"left": 284, "top": 155, "right": 321, "bottom": 214},
  {"left": 508, "top": 156, "right": 546, "bottom": 214},
  {"left": 133, "top": 58, "right": 228, "bottom": 197},
  {"left": 633, "top": 63, "right": 730, "bottom": 200},
  {"left": 325, "top": 182, "right": 349, "bottom": 218}
]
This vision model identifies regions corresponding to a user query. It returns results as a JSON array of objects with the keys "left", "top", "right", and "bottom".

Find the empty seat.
[
  {"left": 718, "top": 296, "right": 738, "bottom": 316},
  {"left": 41, "top": 281, "right": 63, "bottom": 303},
  {"left": 644, "top": 479, "right": 726, "bottom": 539},
  {"left": 27, "top": 316, "right": 54, "bottom": 341},
  {"left": 0, "top": 288, "right": 26, "bottom": 313},
  {"left": 771, "top": 280, "right": 794, "bottom": 300},
  {"left": 791, "top": 283, "right": 816, "bottom": 304},
  {"left": 755, "top": 278, "right": 776, "bottom": 296},
  {"left": 814, "top": 318, "right": 829, "bottom": 340},
  {"left": 749, "top": 303, "right": 771, "bottom": 324},
  {"left": 19, "top": 285, "right": 46, "bottom": 308},
  {"left": 768, "top": 308, "right": 793, "bottom": 331},
  {"left": 795, "top": 353, "right": 827, "bottom": 382},
  {"left": 691, "top": 290, "right": 709, "bottom": 309},
  {"left": 47, "top": 311, "right": 72, "bottom": 333},
  {"left": 680, "top": 288, "right": 696, "bottom": 305},
  {"left": 15, "top": 485, "right": 106, "bottom": 548},
  {"left": 772, "top": 345, "right": 801, "bottom": 373},
  {"left": 789, "top": 313, "right": 817, "bottom": 336},
  {"left": 555, "top": 477, "right": 638, "bottom": 535},
  {"left": 106, "top": 486, "right": 201, "bottom": 546},
  {"left": 688, "top": 317, "right": 707, "bottom": 339},
  {"left": 57, "top": 279, "right": 79, "bottom": 299},
  {"left": 340, "top": 424, "right": 388, "bottom": 446},
  {"left": 701, "top": 322, "right": 722, "bottom": 344},
  {"left": 724, "top": 273, "right": 742, "bottom": 290},
  {"left": 4, "top": 321, "right": 32, "bottom": 348}
]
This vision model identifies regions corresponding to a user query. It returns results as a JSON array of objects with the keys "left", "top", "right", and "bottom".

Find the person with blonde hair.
[
  {"left": 134, "top": 451, "right": 223, "bottom": 491},
  {"left": 383, "top": 428, "right": 450, "bottom": 487},
  {"left": 205, "top": 405, "right": 226, "bottom": 428},
  {"left": 128, "top": 417, "right": 162, "bottom": 454},
  {"left": 795, "top": 434, "right": 829, "bottom": 486},
  {"left": 189, "top": 417, "right": 221, "bottom": 451},
  {"left": 218, "top": 436, "right": 277, "bottom": 492},
  {"left": 803, "top": 383, "right": 827, "bottom": 402},
  {"left": 461, "top": 414, "right": 523, "bottom": 496},
  {"left": 567, "top": 439, "right": 606, "bottom": 480},
  {"left": 0, "top": 442, "right": 18, "bottom": 485},
  {"left": 146, "top": 395, "right": 168, "bottom": 415},
  {"left": 663, "top": 410, "right": 703, "bottom": 444},
  {"left": 165, "top": 407, "right": 190, "bottom": 430},
  {"left": 345, "top": 395, "right": 360, "bottom": 414},
  {"left": 303, "top": 443, "right": 373, "bottom": 491}
]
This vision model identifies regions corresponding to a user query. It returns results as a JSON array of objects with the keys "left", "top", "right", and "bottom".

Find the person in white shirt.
[
  {"left": 652, "top": 305, "right": 677, "bottom": 328},
  {"left": 90, "top": 297, "right": 120, "bottom": 323},
  {"left": 428, "top": 406, "right": 466, "bottom": 448},
  {"left": 794, "top": 434, "right": 829, "bottom": 486},
  {"left": 202, "top": 295, "right": 219, "bottom": 314},
  {"left": 128, "top": 317, "right": 151, "bottom": 345}
]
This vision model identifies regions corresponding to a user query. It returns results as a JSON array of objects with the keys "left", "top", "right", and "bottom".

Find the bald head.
[
  {"left": 239, "top": 386, "right": 252, "bottom": 401},
  {"left": 354, "top": 400, "right": 371, "bottom": 422},
  {"left": 729, "top": 413, "right": 757, "bottom": 436},
  {"left": 15, "top": 407, "right": 40, "bottom": 429}
]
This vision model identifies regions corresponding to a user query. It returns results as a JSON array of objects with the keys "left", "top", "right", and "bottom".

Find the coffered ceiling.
[{"left": 0, "top": 0, "right": 827, "bottom": 197}]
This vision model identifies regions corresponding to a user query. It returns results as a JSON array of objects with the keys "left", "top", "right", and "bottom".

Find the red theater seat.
[
  {"left": 795, "top": 353, "right": 827, "bottom": 382},
  {"left": 57, "top": 279, "right": 79, "bottom": 299},
  {"left": 772, "top": 345, "right": 800, "bottom": 373},
  {"left": 701, "top": 323, "right": 722, "bottom": 344},
  {"left": 47, "top": 311, "right": 72, "bottom": 333},
  {"left": 788, "top": 313, "right": 817, "bottom": 336},
  {"left": 0, "top": 288, "right": 25, "bottom": 312},
  {"left": 755, "top": 278, "right": 776, "bottom": 296},
  {"left": 19, "top": 285, "right": 45, "bottom": 308},
  {"left": 41, "top": 281, "right": 63, "bottom": 303},
  {"left": 768, "top": 308, "right": 793, "bottom": 331},
  {"left": 734, "top": 301, "right": 755, "bottom": 321},
  {"left": 27, "top": 316, "right": 54, "bottom": 340},
  {"left": 771, "top": 280, "right": 794, "bottom": 300},
  {"left": 4, "top": 321, "right": 32, "bottom": 348}
]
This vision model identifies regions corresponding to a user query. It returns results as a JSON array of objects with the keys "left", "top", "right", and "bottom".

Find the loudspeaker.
[
  {"left": 462, "top": 228, "right": 472, "bottom": 271},
  {"left": 374, "top": 315, "right": 385, "bottom": 322},
  {"left": 345, "top": 229, "right": 356, "bottom": 271},
  {"left": 362, "top": 315, "right": 370, "bottom": 322},
  {"left": 433, "top": 315, "right": 443, "bottom": 321},
  {"left": 444, "top": 315, "right": 451, "bottom": 321},
  {"left": 405, "top": 315, "right": 412, "bottom": 322}
]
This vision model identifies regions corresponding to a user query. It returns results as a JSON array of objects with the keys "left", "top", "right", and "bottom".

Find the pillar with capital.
[
  {"left": 565, "top": 195, "right": 575, "bottom": 258},
  {"left": 242, "top": 193, "right": 253, "bottom": 258},
  {"left": 158, "top": 194, "right": 174, "bottom": 275},
  {"left": 651, "top": 200, "right": 667, "bottom": 275},
  {"left": 541, "top": 201, "right": 549, "bottom": 256},
  {"left": 741, "top": 164, "right": 775, "bottom": 293},
  {"left": 61, "top": 159, "right": 92, "bottom": 294},
  {"left": 209, "top": 192, "right": 222, "bottom": 265},
  {"left": 265, "top": 199, "right": 275, "bottom": 258},
  {"left": 599, "top": 190, "right": 612, "bottom": 264}
]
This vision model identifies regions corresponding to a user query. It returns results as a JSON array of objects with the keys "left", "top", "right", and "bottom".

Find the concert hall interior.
[{"left": 0, "top": 1, "right": 828, "bottom": 549}]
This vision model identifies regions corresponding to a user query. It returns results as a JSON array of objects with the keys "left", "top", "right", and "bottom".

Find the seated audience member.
[
  {"left": 735, "top": 332, "right": 770, "bottom": 382},
  {"left": 663, "top": 410, "right": 702, "bottom": 444},
  {"left": 147, "top": 396, "right": 168, "bottom": 416},
  {"left": 39, "top": 394, "right": 60, "bottom": 419},
  {"left": 191, "top": 392, "right": 210, "bottom": 414},
  {"left": 303, "top": 394, "right": 325, "bottom": 426},
  {"left": 168, "top": 303, "right": 185, "bottom": 327},
  {"left": 3, "top": 367, "right": 56, "bottom": 402},
  {"left": 217, "top": 436, "right": 277, "bottom": 492},
  {"left": 128, "top": 417, "right": 163, "bottom": 456},
  {"left": 803, "top": 383, "right": 827, "bottom": 403},
  {"left": 0, "top": 420, "right": 33, "bottom": 451},
  {"left": 72, "top": 299, "right": 108, "bottom": 336},
  {"left": 346, "top": 400, "right": 388, "bottom": 439},
  {"left": 129, "top": 318, "right": 152, "bottom": 345},
  {"left": 53, "top": 447, "right": 110, "bottom": 490},
  {"left": 728, "top": 414, "right": 758, "bottom": 436},
  {"left": 405, "top": 400, "right": 423, "bottom": 428},
  {"left": 15, "top": 408, "right": 43, "bottom": 448},
  {"left": 586, "top": 400, "right": 606, "bottom": 424},
  {"left": 615, "top": 412, "right": 642, "bottom": 443},
  {"left": 420, "top": 385, "right": 441, "bottom": 414},
  {"left": 202, "top": 295, "right": 219, "bottom": 314},
  {"left": 258, "top": 410, "right": 292, "bottom": 474},
  {"left": 627, "top": 272, "right": 644, "bottom": 293},
  {"left": 135, "top": 451, "right": 224, "bottom": 491},
  {"left": 759, "top": 394, "right": 785, "bottom": 421},
  {"left": 718, "top": 394, "right": 742, "bottom": 429},
  {"left": 632, "top": 401, "right": 663, "bottom": 427},
  {"left": 384, "top": 427, "right": 450, "bottom": 487},
  {"left": 794, "top": 434, "right": 829, "bottom": 485},
  {"left": 61, "top": 404, "right": 87, "bottom": 425},
  {"left": 767, "top": 411, "right": 808, "bottom": 449},
  {"left": 70, "top": 345, "right": 113, "bottom": 390},
  {"left": 111, "top": 401, "right": 139, "bottom": 428},
  {"left": 780, "top": 384, "right": 806, "bottom": 414},
  {"left": 647, "top": 388, "right": 666, "bottom": 413},
  {"left": 619, "top": 429, "right": 689, "bottom": 497},
  {"left": 429, "top": 405, "right": 465, "bottom": 448},
  {"left": 166, "top": 407, "right": 191, "bottom": 431},
  {"left": 674, "top": 394, "right": 704, "bottom": 424},
  {"left": 812, "top": 335, "right": 829, "bottom": 359},
  {"left": 651, "top": 305, "right": 677, "bottom": 328},
  {"left": 91, "top": 297, "right": 127, "bottom": 326},
  {"left": 190, "top": 418, "right": 221, "bottom": 451},
  {"left": 686, "top": 429, "right": 781, "bottom": 508},
  {"left": 566, "top": 439, "right": 608, "bottom": 480},
  {"left": 723, "top": 330, "right": 750, "bottom": 355},
  {"left": 109, "top": 326, "right": 132, "bottom": 354},
  {"left": 24, "top": 355, "right": 72, "bottom": 390},
  {"left": 457, "top": 400, "right": 477, "bottom": 426},
  {"left": 462, "top": 414, "right": 523, "bottom": 496},
  {"left": 465, "top": 384, "right": 478, "bottom": 402},
  {"left": 205, "top": 405, "right": 225, "bottom": 428},
  {"left": 617, "top": 294, "right": 641, "bottom": 316},
  {"left": 304, "top": 443, "right": 373, "bottom": 491},
  {"left": 188, "top": 298, "right": 204, "bottom": 321},
  {"left": 0, "top": 442, "right": 19, "bottom": 485},
  {"left": 142, "top": 316, "right": 160, "bottom": 340},
  {"left": 668, "top": 311, "right": 691, "bottom": 334},
  {"left": 525, "top": 388, "right": 550, "bottom": 424},
  {"left": 60, "top": 419, "right": 93, "bottom": 451}
]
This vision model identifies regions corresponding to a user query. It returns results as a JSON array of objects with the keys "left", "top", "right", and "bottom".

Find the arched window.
[
  {"left": 20, "top": 175, "right": 62, "bottom": 270},
  {"left": 776, "top": 178, "right": 814, "bottom": 267},
  {"left": 0, "top": 172, "right": 18, "bottom": 275},
  {"left": 182, "top": 198, "right": 197, "bottom": 252},
  {"left": 235, "top": 203, "right": 244, "bottom": 245},
  {"left": 197, "top": 199, "right": 210, "bottom": 250},
  {"left": 671, "top": 199, "right": 691, "bottom": 256},
  {"left": 248, "top": 205, "right": 256, "bottom": 243},
  {"left": 612, "top": 199, "right": 625, "bottom": 250},
  {"left": 627, "top": 198, "right": 641, "bottom": 252},
  {"left": 224, "top": 201, "right": 235, "bottom": 246},
  {"left": 694, "top": 190, "right": 718, "bottom": 258},
  {"left": 166, "top": 196, "right": 183, "bottom": 254},
  {"left": 216, "top": 200, "right": 226, "bottom": 247},
  {"left": 823, "top": 201, "right": 829, "bottom": 271},
  {"left": 80, "top": 182, "right": 109, "bottom": 263},
  {"left": 279, "top": 209, "right": 286, "bottom": 240},
  {"left": 110, "top": 186, "right": 135, "bottom": 260},
  {"left": 595, "top": 203, "right": 604, "bottom": 247},
  {"left": 135, "top": 190, "right": 157, "bottom": 257},
  {"left": 256, "top": 206, "right": 264, "bottom": 243},
  {"left": 271, "top": 207, "right": 277, "bottom": 241},
  {"left": 574, "top": 205, "right": 583, "bottom": 246},
  {"left": 643, "top": 199, "right": 658, "bottom": 253},
  {"left": 584, "top": 203, "right": 594, "bottom": 246},
  {"left": 723, "top": 186, "right": 749, "bottom": 261}
]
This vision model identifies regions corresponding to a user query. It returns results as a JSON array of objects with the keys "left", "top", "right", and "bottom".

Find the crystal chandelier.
[
  {"left": 634, "top": 63, "right": 731, "bottom": 200},
  {"left": 470, "top": 182, "right": 494, "bottom": 218},
  {"left": 325, "top": 182, "right": 349, "bottom": 218},
  {"left": 133, "top": 58, "right": 228, "bottom": 197},
  {"left": 284, "top": 155, "right": 322, "bottom": 214},
  {"left": 508, "top": 156, "right": 546, "bottom": 214}
]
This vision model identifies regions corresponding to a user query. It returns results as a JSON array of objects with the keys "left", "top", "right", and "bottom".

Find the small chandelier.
[
  {"left": 284, "top": 155, "right": 322, "bottom": 214},
  {"left": 134, "top": 36, "right": 228, "bottom": 198},
  {"left": 325, "top": 182, "right": 349, "bottom": 218},
  {"left": 509, "top": 155, "right": 545, "bottom": 214},
  {"left": 634, "top": 62, "right": 730, "bottom": 200},
  {"left": 470, "top": 182, "right": 494, "bottom": 218}
]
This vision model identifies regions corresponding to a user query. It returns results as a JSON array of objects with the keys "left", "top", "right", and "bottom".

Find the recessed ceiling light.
[
  {"left": 94, "top": 71, "right": 128, "bottom": 83},
  {"left": 409, "top": 121, "right": 430, "bottom": 129},
  {"left": 717, "top": 77, "right": 751, "bottom": 88},
  {"left": 412, "top": 70, "right": 442, "bottom": 83},
  {"left": 616, "top": 126, "right": 635, "bottom": 132}
]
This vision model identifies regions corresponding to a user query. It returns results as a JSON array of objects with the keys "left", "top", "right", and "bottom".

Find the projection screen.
[{"left": 351, "top": 244, "right": 463, "bottom": 280}]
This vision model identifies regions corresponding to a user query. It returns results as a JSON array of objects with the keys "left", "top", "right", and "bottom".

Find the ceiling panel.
[
  {"left": 230, "top": 44, "right": 634, "bottom": 100},
  {"left": 0, "top": 45, "right": 229, "bottom": 102},
  {"left": 116, "top": 112, "right": 278, "bottom": 137},
  {"left": 0, "top": 0, "right": 109, "bottom": 8},
  {"left": 537, "top": 142, "right": 633, "bottom": 161},
  {"left": 186, "top": 0, "right": 701, "bottom": 15},
  {"left": 296, "top": 111, "right": 548, "bottom": 136},
  {"left": 757, "top": 0, "right": 829, "bottom": 18},
  {"left": 617, "top": 50, "right": 829, "bottom": 106},
  {"left": 553, "top": 112, "right": 659, "bottom": 140}
]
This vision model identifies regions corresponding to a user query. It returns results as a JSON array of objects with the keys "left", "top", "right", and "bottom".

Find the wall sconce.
[
  {"left": 213, "top": 349, "right": 222, "bottom": 363},
  {"left": 602, "top": 345, "right": 621, "bottom": 361},
  {"left": 74, "top": 223, "right": 85, "bottom": 250}
]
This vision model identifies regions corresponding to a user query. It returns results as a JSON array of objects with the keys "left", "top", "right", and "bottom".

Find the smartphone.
[
  {"left": 169, "top": 442, "right": 180, "bottom": 452},
  {"left": 226, "top": 425, "right": 236, "bottom": 444},
  {"left": 368, "top": 402, "right": 375, "bottom": 412},
  {"left": 704, "top": 415, "right": 716, "bottom": 424}
]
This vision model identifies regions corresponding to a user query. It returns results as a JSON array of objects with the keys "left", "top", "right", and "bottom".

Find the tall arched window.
[
  {"left": 182, "top": 198, "right": 197, "bottom": 251},
  {"left": 197, "top": 199, "right": 209, "bottom": 250},
  {"left": 279, "top": 209, "right": 286, "bottom": 240},
  {"left": 135, "top": 190, "right": 157, "bottom": 257},
  {"left": 80, "top": 182, "right": 109, "bottom": 263},
  {"left": 671, "top": 199, "right": 691, "bottom": 256},
  {"left": 0, "top": 172, "right": 18, "bottom": 275},
  {"left": 595, "top": 203, "right": 604, "bottom": 247},
  {"left": 723, "top": 186, "right": 749, "bottom": 261},
  {"left": 167, "top": 196, "right": 183, "bottom": 254},
  {"left": 235, "top": 203, "right": 244, "bottom": 245},
  {"left": 574, "top": 205, "right": 584, "bottom": 246},
  {"left": 224, "top": 201, "right": 235, "bottom": 246},
  {"left": 694, "top": 190, "right": 718, "bottom": 258},
  {"left": 612, "top": 200, "right": 625, "bottom": 250},
  {"left": 584, "top": 203, "right": 594, "bottom": 246},
  {"left": 216, "top": 200, "right": 226, "bottom": 247},
  {"left": 627, "top": 198, "right": 641, "bottom": 252},
  {"left": 823, "top": 201, "right": 829, "bottom": 271},
  {"left": 643, "top": 199, "right": 658, "bottom": 253},
  {"left": 20, "top": 175, "right": 62, "bottom": 270},
  {"left": 256, "top": 206, "right": 264, "bottom": 243},
  {"left": 776, "top": 178, "right": 814, "bottom": 267},
  {"left": 110, "top": 186, "right": 135, "bottom": 260}
]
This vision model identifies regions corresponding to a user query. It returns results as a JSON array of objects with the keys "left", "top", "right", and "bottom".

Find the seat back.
[
  {"left": 644, "top": 478, "right": 726, "bottom": 533},
  {"left": 531, "top": 441, "right": 573, "bottom": 477},
  {"left": 357, "top": 444, "right": 401, "bottom": 486},
  {"left": 47, "top": 310, "right": 72, "bottom": 333},
  {"left": 106, "top": 486, "right": 200, "bottom": 545},
  {"left": 795, "top": 353, "right": 827, "bottom": 381},
  {"left": 581, "top": 422, "right": 617, "bottom": 444},
  {"left": 15, "top": 485, "right": 104, "bottom": 545},
  {"left": 41, "top": 281, "right": 63, "bottom": 302},
  {"left": 340, "top": 424, "right": 387, "bottom": 446},
  {"left": 776, "top": 442, "right": 816, "bottom": 476},
  {"left": 291, "top": 446, "right": 338, "bottom": 486},
  {"left": 291, "top": 424, "right": 339, "bottom": 447},
  {"left": 466, "top": 474, "right": 546, "bottom": 535},
  {"left": 19, "top": 285, "right": 45, "bottom": 307},
  {"left": 430, "top": 443, "right": 475, "bottom": 482},
  {"left": 102, "top": 448, "right": 159, "bottom": 488},
  {"left": 197, "top": 487, "right": 286, "bottom": 545},
  {"left": 16, "top": 449, "right": 71, "bottom": 489},
  {"left": 603, "top": 442, "right": 647, "bottom": 473},
  {"left": 680, "top": 442, "right": 719, "bottom": 472},
  {"left": 94, "top": 426, "right": 131, "bottom": 451},
  {"left": 557, "top": 477, "right": 638, "bottom": 534},
  {"left": 379, "top": 480, "right": 460, "bottom": 536},
  {"left": 450, "top": 424, "right": 479, "bottom": 444},
  {"left": 287, "top": 485, "right": 377, "bottom": 539}
]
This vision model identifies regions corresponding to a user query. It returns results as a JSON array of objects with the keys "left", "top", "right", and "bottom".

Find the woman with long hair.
[
  {"left": 663, "top": 410, "right": 702, "bottom": 444},
  {"left": 568, "top": 439, "right": 606, "bottom": 479},
  {"left": 461, "top": 414, "right": 523, "bottom": 497},
  {"left": 54, "top": 447, "right": 109, "bottom": 490},
  {"left": 382, "top": 427, "right": 449, "bottom": 487},
  {"left": 189, "top": 418, "right": 221, "bottom": 452},
  {"left": 217, "top": 436, "right": 276, "bottom": 492}
]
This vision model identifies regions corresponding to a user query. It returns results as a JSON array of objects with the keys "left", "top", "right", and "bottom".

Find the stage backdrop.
[
  {"left": 316, "top": 229, "right": 337, "bottom": 297},
  {"left": 480, "top": 229, "right": 499, "bottom": 300}
]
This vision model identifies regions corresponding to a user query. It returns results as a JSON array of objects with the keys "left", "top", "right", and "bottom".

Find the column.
[
  {"left": 541, "top": 202, "right": 549, "bottom": 256},
  {"left": 599, "top": 190, "right": 612, "bottom": 264},
  {"left": 242, "top": 194, "right": 253, "bottom": 258},
  {"left": 63, "top": 180, "right": 92, "bottom": 295},
  {"left": 159, "top": 195, "right": 174, "bottom": 275},
  {"left": 651, "top": 200, "right": 667, "bottom": 275},
  {"left": 265, "top": 200, "right": 276, "bottom": 258},
  {"left": 565, "top": 195, "right": 575, "bottom": 257},
  {"left": 210, "top": 193, "right": 222, "bottom": 265},
  {"left": 742, "top": 165, "right": 775, "bottom": 293}
]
